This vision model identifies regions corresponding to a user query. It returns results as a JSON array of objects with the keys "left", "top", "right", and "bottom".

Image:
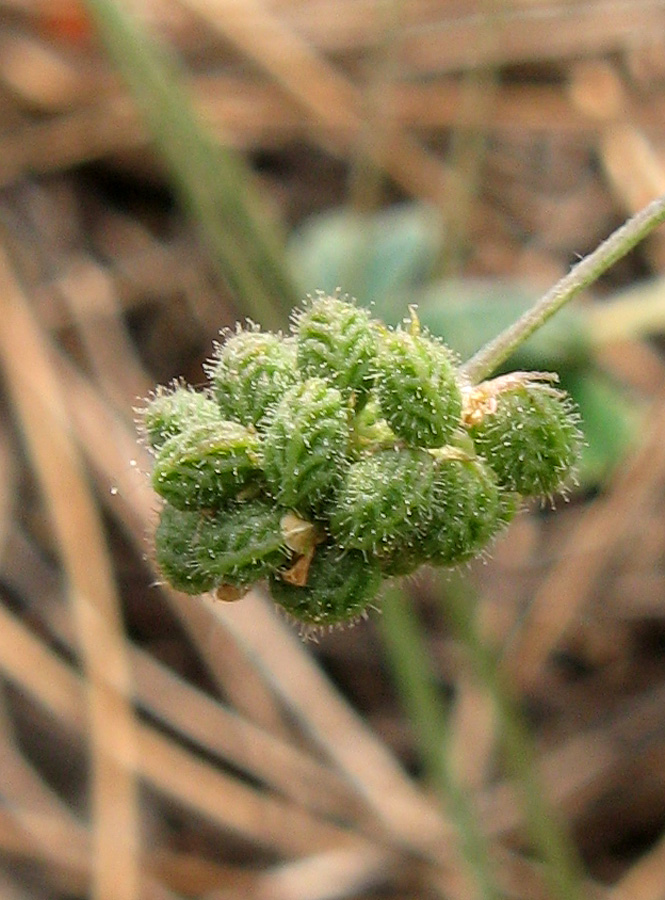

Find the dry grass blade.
[
  {"left": 0, "top": 598, "right": 378, "bottom": 859},
  {"left": 397, "top": 0, "right": 665, "bottom": 73},
  {"left": 279, "top": 0, "right": 665, "bottom": 69},
  {"left": 217, "top": 592, "right": 454, "bottom": 854},
  {"left": 173, "top": 0, "right": 464, "bottom": 210},
  {"left": 610, "top": 830, "right": 665, "bottom": 900},
  {"left": 0, "top": 239, "right": 140, "bottom": 900},
  {"left": 132, "top": 651, "right": 367, "bottom": 823}
]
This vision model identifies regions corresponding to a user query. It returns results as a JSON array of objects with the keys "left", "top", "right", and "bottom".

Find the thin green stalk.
[
  {"left": 380, "top": 586, "right": 500, "bottom": 900},
  {"left": 82, "top": 0, "right": 299, "bottom": 329},
  {"left": 439, "top": 577, "right": 585, "bottom": 900},
  {"left": 461, "top": 194, "right": 665, "bottom": 384}
]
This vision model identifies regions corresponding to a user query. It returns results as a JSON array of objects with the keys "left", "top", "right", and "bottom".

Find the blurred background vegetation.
[{"left": 2, "top": 1, "right": 665, "bottom": 898}]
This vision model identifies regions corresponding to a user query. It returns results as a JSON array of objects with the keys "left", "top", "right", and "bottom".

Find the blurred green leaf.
[
  {"left": 414, "top": 280, "right": 592, "bottom": 373},
  {"left": 288, "top": 204, "right": 442, "bottom": 305}
]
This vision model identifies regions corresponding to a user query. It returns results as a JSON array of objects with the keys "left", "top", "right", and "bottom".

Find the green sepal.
[
  {"left": 205, "top": 325, "right": 298, "bottom": 427},
  {"left": 262, "top": 377, "right": 350, "bottom": 514},
  {"left": 350, "top": 397, "right": 397, "bottom": 453},
  {"left": 269, "top": 544, "right": 383, "bottom": 626},
  {"left": 151, "top": 420, "right": 263, "bottom": 510}
]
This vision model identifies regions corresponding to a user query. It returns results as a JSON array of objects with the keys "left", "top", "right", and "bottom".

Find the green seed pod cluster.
[
  {"left": 151, "top": 420, "right": 263, "bottom": 510},
  {"left": 205, "top": 324, "right": 298, "bottom": 427},
  {"left": 374, "top": 310, "right": 462, "bottom": 448},
  {"left": 140, "top": 297, "right": 582, "bottom": 628},
  {"left": 263, "top": 377, "right": 350, "bottom": 514},
  {"left": 269, "top": 544, "right": 382, "bottom": 627},
  {"left": 137, "top": 382, "right": 222, "bottom": 452},
  {"left": 295, "top": 293, "right": 377, "bottom": 402},
  {"left": 463, "top": 373, "right": 583, "bottom": 499}
]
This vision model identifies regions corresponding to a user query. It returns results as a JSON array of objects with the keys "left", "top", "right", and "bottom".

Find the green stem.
[
  {"left": 461, "top": 194, "right": 665, "bottom": 384},
  {"left": 380, "top": 586, "right": 500, "bottom": 900},
  {"left": 82, "top": 0, "right": 299, "bottom": 329},
  {"left": 439, "top": 577, "right": 585, "bottom": 900}
]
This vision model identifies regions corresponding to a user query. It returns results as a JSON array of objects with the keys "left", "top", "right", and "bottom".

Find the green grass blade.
[
  {"left": 380, "top": 585, "right": 500, "bottom": 900},
  {"left": 82, "top": 0, "right": 299, "bottom": 328},
  {"left": 439, "top": 576, "right": 585, "bottom": 900}
]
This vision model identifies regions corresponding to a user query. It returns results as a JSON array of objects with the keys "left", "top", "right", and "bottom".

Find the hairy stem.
[{"left": 461, "top": 194, "right": 665, "bottom": 384}]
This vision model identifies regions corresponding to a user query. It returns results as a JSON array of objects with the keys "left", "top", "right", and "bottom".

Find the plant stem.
[
  {"left": 380, "top": 586, "right": 500, "bottom": 900},
  {"left": 82, "top": 0, "right": 299, "bottom": 329},
  {"left": 461, "top": 194, "right": 665, "bottom": 384}
]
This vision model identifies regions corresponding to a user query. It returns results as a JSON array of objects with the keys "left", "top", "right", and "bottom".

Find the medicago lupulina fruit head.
[{"left": 140, "top": 294, "right": 582, "bottom": 628}]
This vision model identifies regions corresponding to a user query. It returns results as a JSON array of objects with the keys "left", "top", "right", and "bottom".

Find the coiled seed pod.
[
  {"left": 263, "top": 377, "right": 350, "bottom": 514},
  {"left": 205, "top": 325, "right": 298, "bottom": 427},
  {"left": 154, "top": 503, "right": 216, "bottom": 595},
  {"left": 152, "top": 420, "right": 263, "bottom": 510},
  {"left": 464, "top": 374, "right": 582, "bottom": 498},
  {"left": 350, "top": 397, "right": 397, "bottom": 453},
  {"left": 329, "top": 447, "right": 435, "bottom": 561},
  {"left": 295, "top": 294, "right": 377, "bottom": 402},
  {"left": 138, "top": 383, "right": 221, "bottom": 452},
  {"left": 269, "top": 543, "right": 383, "bottom": 626},
  {"left": 421, "top": 451, "right": 507, "bottom": 567},
  {"left": 195, "top": 499, "right": 291, "bottom": 586},
  {"left": 374, "top": 312, "right": 462, "bottom": 448}
]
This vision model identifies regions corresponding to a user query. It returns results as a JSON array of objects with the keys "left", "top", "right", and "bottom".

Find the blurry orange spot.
[{"left": 38, "top": 2, "right": 93, "bottom": 46}]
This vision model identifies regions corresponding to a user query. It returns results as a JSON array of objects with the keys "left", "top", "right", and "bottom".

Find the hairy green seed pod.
[
  {"left": 155, "top": 500, "right": 291, "bottom": 594},
  {"left": 350, "top": 397, "right": 397, "bottom": 453},
  {"left": 269, "top": 544, "right": 382, "bottom": 626},
  {"left": 294, "top": 294, "right": 377, "bottom": 402},
  {"left": 374, "top": 312, "right": 462, "bottom": 448},
  {"left": 329, "top": 447, "right": 435, "bottom": 561},
  {"left": 154, "top": 503, "right": 217, "bottom": 595},
  {"left": 263, "top": 377, "right": 350, "bottom": 514},
  {"left": 195, "top": 499, "right": 291, "bottom": 586},
  {"left": 138, "top": 383, "right": 221, "bottom": 452},
  {"left": 464, "top": 374, "right": 582, "bottom": 498},
  {"left": 421, "top": 451, "right": 507, "bottom": 567},
  {"left": 152, "top": 421, "right": 263, "bottom": 510},
  {"left": 377, "top": 544, "right": 429, "bottom": 577},
  {"left": 205, "top": 325, "right": 298, "bottom": 427}
]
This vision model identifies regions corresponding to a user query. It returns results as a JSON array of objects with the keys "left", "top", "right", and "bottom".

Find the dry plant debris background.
[{"left": 3, "top": 1, "right": 665, "bottom": 899}]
